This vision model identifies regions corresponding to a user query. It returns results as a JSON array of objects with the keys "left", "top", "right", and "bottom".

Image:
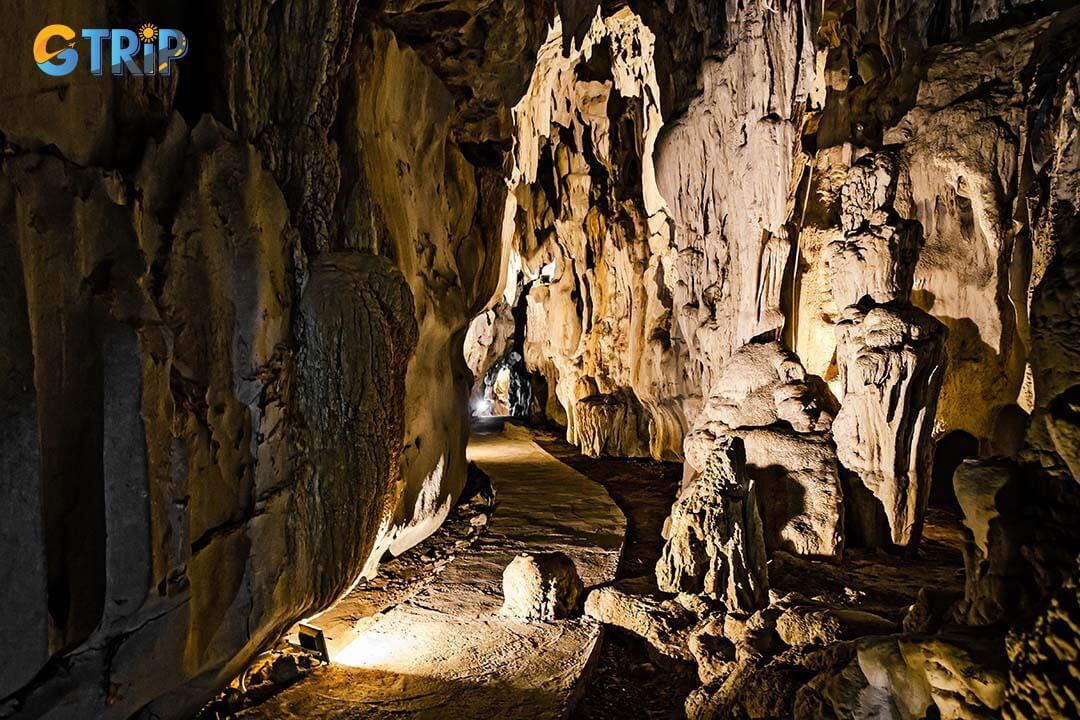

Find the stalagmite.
[
  {"left": 684, "top": 342, "right": 843, "bottom": 560},
  {"left": 657, "top": 436, "right": 768, "bottom": 613}
]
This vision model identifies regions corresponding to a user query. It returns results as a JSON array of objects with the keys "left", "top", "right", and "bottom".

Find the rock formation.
[
  {"left": 953, "top": 458, "right": 1031, "bottom": 625},
  {"left": 800, "top": 629, "right": 1008, "bottom": 720},
  {"left": 501, "top": 552, "right": 584, "bottom": 622},
  {"left": 833, "top": 303, "right": 947, "bottom": 549},
  {"left": 657, "top": 436, "right": 769, "bottom": 613},
  {"left": 489, "top": 7, "right": 688, "bottom": 461},
  {"left": 583, "top": 576, "right": 699, "bottom": 660},
  {"left": 2, "top": 0, "right": 1080, "bottom": 717},
  {"left": 684, "top": 342, "right": 844, "bottom": 560},
  {"left": 0, "top": 2, "right": 537, "bottom": 715}
]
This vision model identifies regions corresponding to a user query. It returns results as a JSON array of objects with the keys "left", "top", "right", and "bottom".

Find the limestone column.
[{"left": 828, "top": 152, "right": 947, "bottom": 551}]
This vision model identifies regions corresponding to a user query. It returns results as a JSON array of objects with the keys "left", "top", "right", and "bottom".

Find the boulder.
[
  {"left": 807, "top": 630, "right": 1007, "bottom": 720},
  {"left": 501, "top": 552, "right": 584, "bottom": 622},
  {"left": 583, "top": 576, "right": 699, "bottom": 660}
]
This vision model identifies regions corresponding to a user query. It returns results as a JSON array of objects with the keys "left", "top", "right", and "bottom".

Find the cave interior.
[{"left": 2, "top": 1, "right": 1080, "bottom": 719}]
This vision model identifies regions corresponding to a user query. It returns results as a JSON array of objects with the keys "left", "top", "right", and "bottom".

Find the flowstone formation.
[
  {"left": 684, "top": 341, "right": 844, "bottom": 560},
  {"left": 833, "top": 302, "right": 947, "bottom": 549},
  {"left": 476, "top": 5, "right": 702, "bottom": 462},
  {"left": 579, "top": 4, "right": 1080, "bottom": 720},
  {"left": 0, "top": 1, "right": 545, "bottom": 715},
  {"left": 826, "top": 152, "right": 948, "bottom": 551}
]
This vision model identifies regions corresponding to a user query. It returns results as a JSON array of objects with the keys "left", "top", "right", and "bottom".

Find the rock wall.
[
  {"left": 0, "top": 1, "right": 550, "bottom": 715},
  {"left": 488, "top": 7, "right": 689, "bottom": 460},
  {"left": 0, "top": 114, "right": 417, "bottom": 718}
]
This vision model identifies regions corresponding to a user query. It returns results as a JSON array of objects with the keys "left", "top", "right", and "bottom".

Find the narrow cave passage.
[{"left": 4, "top": 2, "right": 1080, "bottom": 720}]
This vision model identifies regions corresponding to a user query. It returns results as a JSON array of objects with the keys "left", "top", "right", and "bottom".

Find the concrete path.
[{"left": 240, "top": 422, "right": 626, "bottom": 719}]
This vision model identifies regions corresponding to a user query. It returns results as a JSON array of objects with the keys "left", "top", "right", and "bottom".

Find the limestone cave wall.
[{"left": 0, "top": 1, "right": 549, "bottom": 716}]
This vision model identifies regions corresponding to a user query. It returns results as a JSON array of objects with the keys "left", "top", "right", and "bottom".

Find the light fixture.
[{"left": 296, "top": 622, "right": 329, "bottom": 664}]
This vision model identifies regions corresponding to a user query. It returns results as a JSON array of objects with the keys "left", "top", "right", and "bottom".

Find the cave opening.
[{"left": 3, "top": 2, "right": 1080, "bottom": 720}]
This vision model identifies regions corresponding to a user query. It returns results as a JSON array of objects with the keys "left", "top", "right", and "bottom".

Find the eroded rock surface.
[
  {"left": 583, "top": 576, "right": 700, "bottom": 660},
  {"left": 657, "top": 437, "right": 769, "bottom": 612},
  {"left": 501, "top": 552, "right": 585, "bottom": 622}
]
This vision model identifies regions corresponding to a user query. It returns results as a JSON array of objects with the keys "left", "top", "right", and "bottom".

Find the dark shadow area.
[{"left": 931, "top": 430, "right": 980, "bottom": 509}]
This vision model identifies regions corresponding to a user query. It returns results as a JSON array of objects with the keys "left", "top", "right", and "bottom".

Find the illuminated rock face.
[
  {"left": 0, "top": 117, "right": 417, "bottom": 717},
  {"left": 682, "top": 342, "right": 844, "bottom": 561},
  {"left": 656, "top": 436, "right": 769, "bottom": 613},
  {"left": 497, "top": 8, "right": 688, "bottom": 462}
]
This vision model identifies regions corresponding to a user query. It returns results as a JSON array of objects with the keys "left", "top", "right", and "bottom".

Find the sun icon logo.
[{"left": 138, "top": 23, "right": 159, "bottom": 44}]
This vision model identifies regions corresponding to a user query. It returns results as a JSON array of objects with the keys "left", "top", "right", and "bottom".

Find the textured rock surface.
[
  {"left": 953, "top": 458, "right": 1031, "bottom": 625},
  {"left": 739, "top": 429, "right": 845, "bottom": 560},
  {"left": 0, "top": 2, "right": 542, "bottom": 713},
  {"left": 775, "top": 604, "right": 894, "bottom": 648},
  {"left": 655, "top": 1, "right": 814, "bottom": 420},
  {"left": 3, "top": 0, "right": 1080, "bottom": 716},
  {"left": 657, "top": 437, "right": 768, "bottom": 612},
  {"left": 833, "top": 303, "right": 947, "bottom": 550},
  {"left": 1002, "top": 556, "right": 1080, "bottom": 720},
  {"left": 0, "top": 115, "right": 418, "bottom": 717},
  {"left": 501, "top": 552, "right": 585, "bottom": 621},
  {"left": 825, "top": 154, "right": 921, "bottom": 308},
  {"left": 803, "top": 630, "right": 1008, "bottom": 720},
  {"left": 497, "top": 7, "right": 688, "bottom": 461},
  {"left": 583, "top": 576, "right": 699, "bottom": 660}
]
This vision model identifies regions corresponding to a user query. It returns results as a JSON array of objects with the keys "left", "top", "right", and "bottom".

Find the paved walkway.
[{"left": 240, "top": 422, "right": 626, "bottom": 719}]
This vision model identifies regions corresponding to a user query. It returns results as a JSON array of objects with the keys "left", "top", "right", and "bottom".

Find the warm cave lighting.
[{"left": 333, "top": 629, "right": 415, "bottom": 669}]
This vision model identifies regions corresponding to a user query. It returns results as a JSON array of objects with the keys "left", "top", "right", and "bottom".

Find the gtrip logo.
[{"left": 34, "top": 23, "right": 188, "bottom": 77}]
